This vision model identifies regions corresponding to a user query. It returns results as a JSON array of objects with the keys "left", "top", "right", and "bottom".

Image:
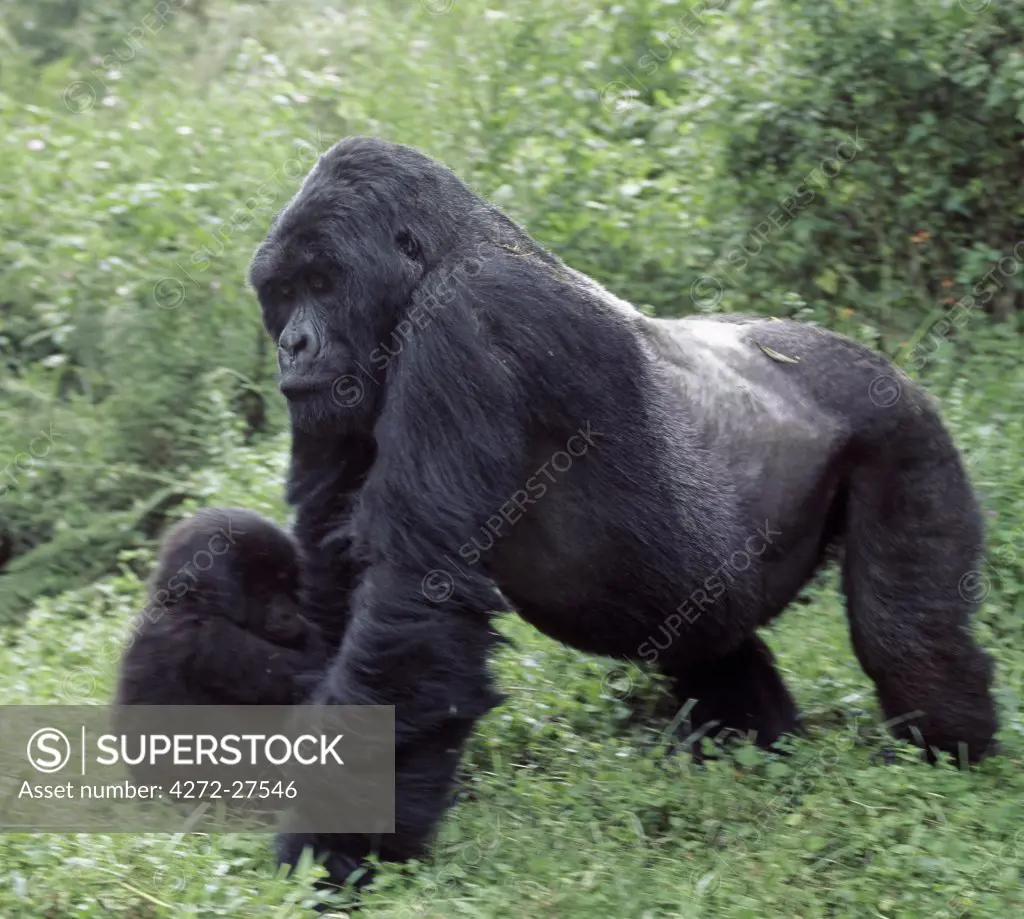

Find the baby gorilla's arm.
[{"left": 192, "top": 618, "right": 327, "bottom": 704}]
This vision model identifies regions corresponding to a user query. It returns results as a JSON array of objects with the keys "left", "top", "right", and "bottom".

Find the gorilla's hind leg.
[
  {"left": 841, "top": 425, "right": 998, "bottom": 763},
  {"left": 668, "top": 634, "right": 801, "bottom": 751}
]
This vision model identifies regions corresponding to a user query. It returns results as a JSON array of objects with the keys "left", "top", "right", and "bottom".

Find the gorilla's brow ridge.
[{"left": 250, "top": 235, "right": 350, "bottom": 291}]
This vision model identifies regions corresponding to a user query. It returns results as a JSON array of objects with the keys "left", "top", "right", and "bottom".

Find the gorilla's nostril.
[{"left": 279, "top": 329, "right": 310, "bottom": 358}]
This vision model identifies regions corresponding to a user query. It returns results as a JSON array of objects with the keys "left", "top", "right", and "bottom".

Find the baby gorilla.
[{"left": 117, "top": 507, "right": 329, "bottom": 706}]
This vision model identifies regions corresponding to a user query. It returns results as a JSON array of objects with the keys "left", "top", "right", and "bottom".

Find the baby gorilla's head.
[{"left": 157, "top": 507, "right": 317, "bottom": 649}]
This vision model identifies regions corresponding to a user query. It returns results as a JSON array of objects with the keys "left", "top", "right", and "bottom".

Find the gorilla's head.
[
  {"left": 249, "top": 136, "right": 520, "bottom": 434},
  {"left": 156, "top": 506, "right": 314, "bottom": 647}
]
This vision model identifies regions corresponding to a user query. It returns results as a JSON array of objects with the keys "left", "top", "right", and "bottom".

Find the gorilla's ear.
[{"left": 395, "top": 229, "right": 422, "bottom": 263}]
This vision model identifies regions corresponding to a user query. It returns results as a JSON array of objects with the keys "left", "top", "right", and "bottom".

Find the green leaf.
[
  {"left": 814, "top": 269, "right": 839, "bottom": 296},
  {"left": 756, "top": 342, "right": 802, "bottom": 364}
]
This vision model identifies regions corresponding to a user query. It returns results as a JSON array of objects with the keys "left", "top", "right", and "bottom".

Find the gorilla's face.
[
  {"left": 259, "top": 596, "right": 321, "bottom": 649},
  {"left": 248, "top": 136, "right": 492, "bottom": 434},
  {"left": 249, "top": 177, "right": 425, "bottom": 434}
]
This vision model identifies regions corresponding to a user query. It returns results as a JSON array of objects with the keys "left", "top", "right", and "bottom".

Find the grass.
[{"left": 0, "top": 344, "right": 1021, "bottom": 919}]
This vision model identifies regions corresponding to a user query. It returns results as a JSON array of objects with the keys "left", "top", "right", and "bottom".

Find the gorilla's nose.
[
  {"left": 278, "top": 326, "right": 317, "bottom": 372},
  {"left": 279, "top": 327, "right": 309, "bottom": 359}
]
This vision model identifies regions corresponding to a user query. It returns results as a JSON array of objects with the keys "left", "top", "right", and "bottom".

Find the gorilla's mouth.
[{"left": 278, "top": 375, "right": 330, "bottom": 399}]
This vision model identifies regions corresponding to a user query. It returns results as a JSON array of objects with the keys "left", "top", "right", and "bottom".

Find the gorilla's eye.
[
  {"left": 277, "top": 282, "right": 294, "bottom": 299},
  {"left": 396, "top": 230, "right": 421, "bottom": 261},
  {"left": 309, "top": 274, "right": 326, "bottom": 291}
]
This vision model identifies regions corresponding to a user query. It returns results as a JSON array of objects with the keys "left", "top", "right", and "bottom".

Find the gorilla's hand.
[{"left": 191, "top": 618, "right": 330, "bottom": 705}]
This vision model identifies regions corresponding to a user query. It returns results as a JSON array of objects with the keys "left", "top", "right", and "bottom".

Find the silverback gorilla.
[{"left": 141, "top": 136, "right": 999, "bottom": 892}]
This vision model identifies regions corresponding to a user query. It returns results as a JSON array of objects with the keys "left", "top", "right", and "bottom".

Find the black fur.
[
  {"left": 147, "top": 136, "right": 997, "bottom": 891},
  {"left": 116, "top": 507, "right": 329, "bottom": 706}
]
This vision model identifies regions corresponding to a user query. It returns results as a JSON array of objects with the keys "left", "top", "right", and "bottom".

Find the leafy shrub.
[{"left": 0, "top": 0, "right": 1021, "bottom": 620}]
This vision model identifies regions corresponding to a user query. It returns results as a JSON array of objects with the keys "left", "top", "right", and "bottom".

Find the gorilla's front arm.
[
  {"left": 278, "top": 253, "right": 535, "bottom": 876},
  {"left": 190, "top": 619, "right": 323, "bottom": 704}
]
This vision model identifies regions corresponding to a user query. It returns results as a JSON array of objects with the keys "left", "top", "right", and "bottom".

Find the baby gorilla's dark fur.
[{"left": 116, "top": 508, "right": 329, "bottom": 706}]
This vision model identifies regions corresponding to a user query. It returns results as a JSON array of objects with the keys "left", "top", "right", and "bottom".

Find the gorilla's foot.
[
  {"left": 669, "top": 633, "right": 801, "bottom": 753},
  {"left": 276, "top": 832, "right": 372, "bottom": 912}
]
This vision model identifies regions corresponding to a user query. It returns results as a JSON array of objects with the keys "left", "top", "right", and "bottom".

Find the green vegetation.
[{"left": 0, "top": 0, "right": 1022, "bottom": 916}]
